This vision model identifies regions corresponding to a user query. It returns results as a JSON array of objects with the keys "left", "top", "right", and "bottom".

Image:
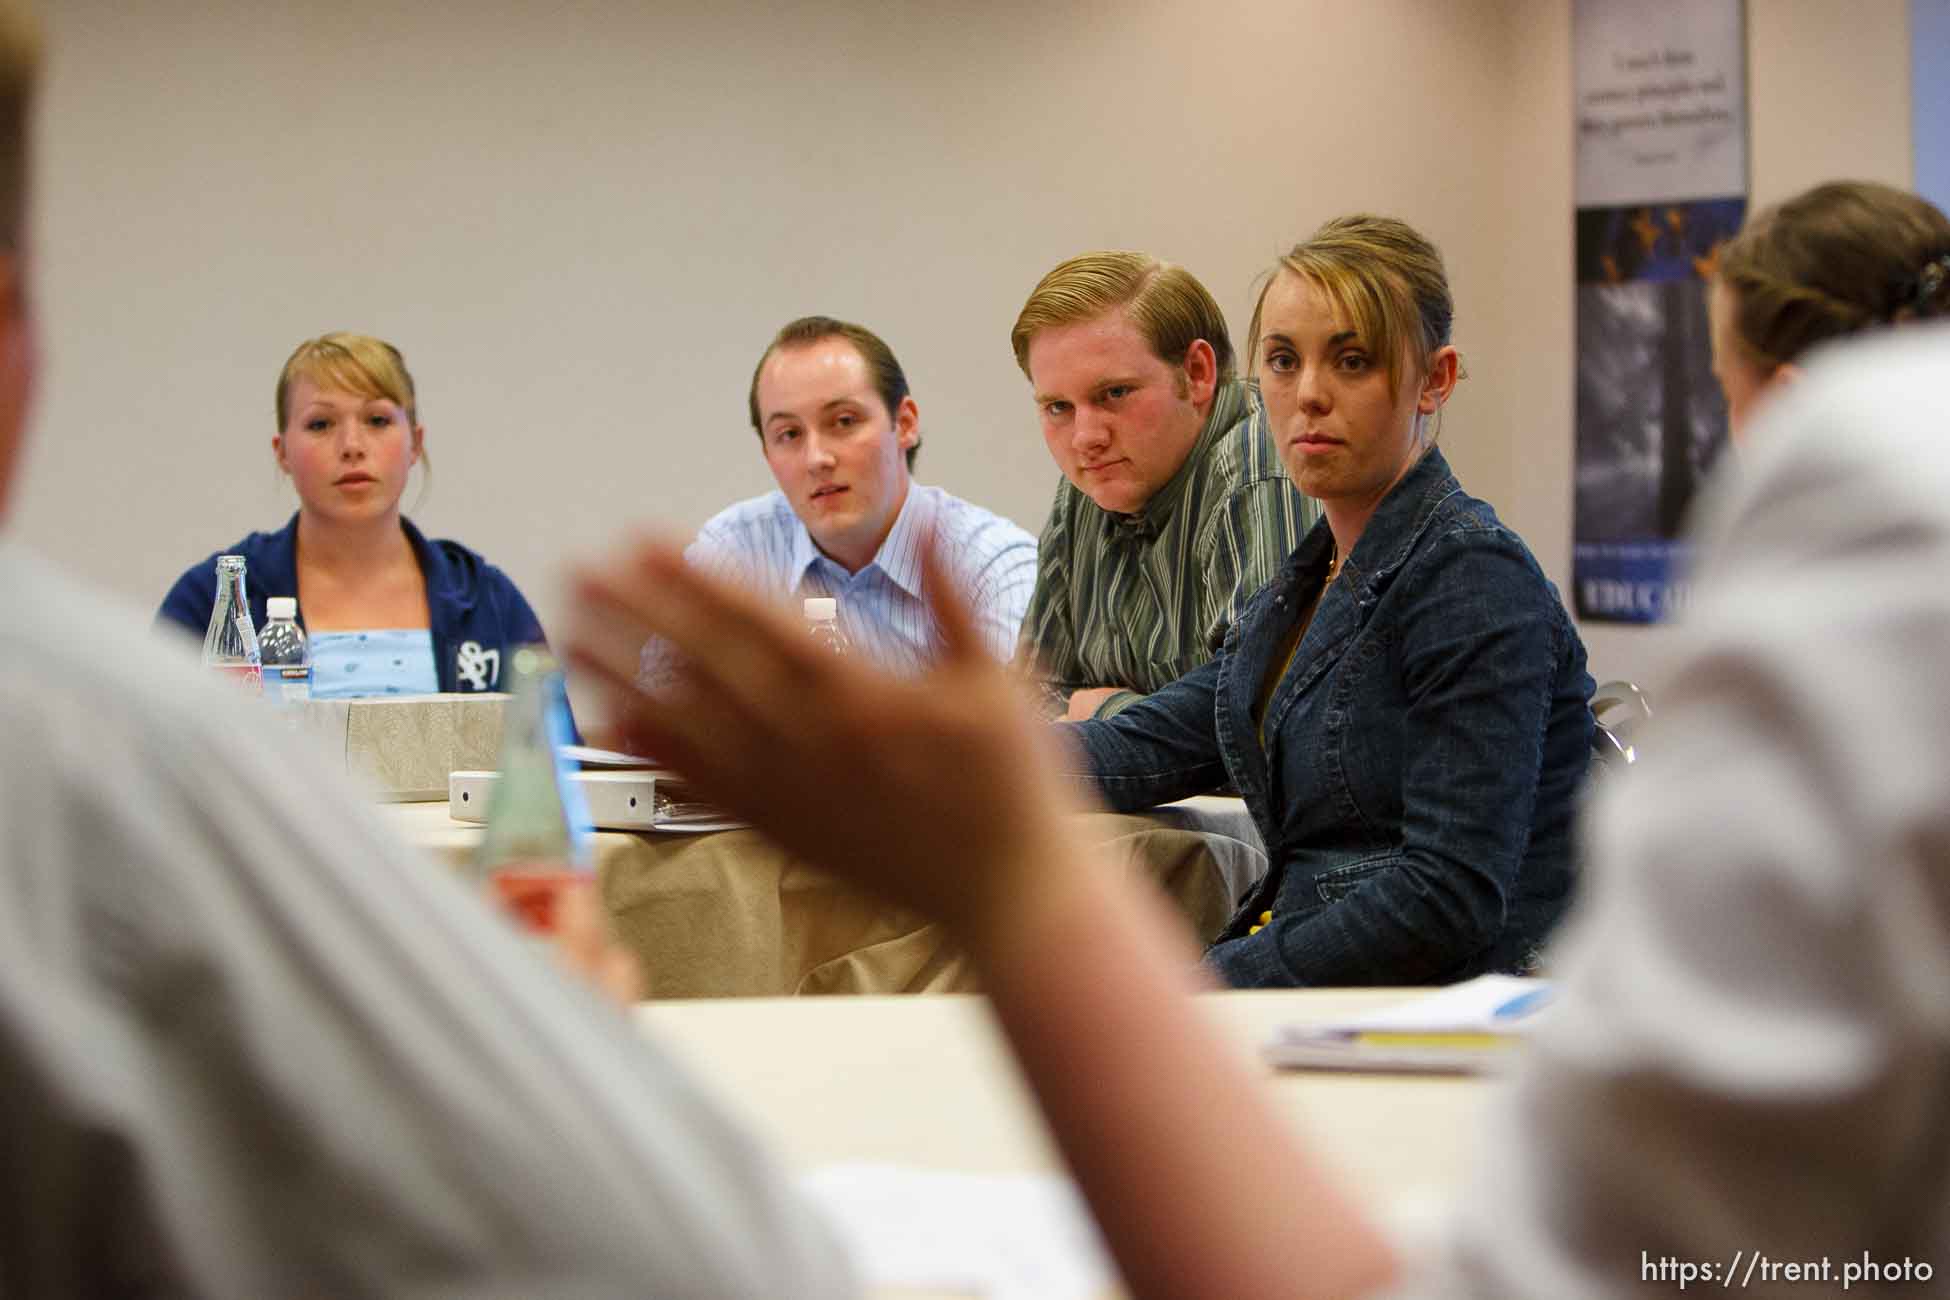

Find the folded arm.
[{"left": 1066, "top": 655, "right": 1229, "bottom": 810}]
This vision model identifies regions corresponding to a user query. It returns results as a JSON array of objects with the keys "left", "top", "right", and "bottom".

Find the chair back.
[{"left": 1590, "top": 679, "right": 1652, "bottom": 770}]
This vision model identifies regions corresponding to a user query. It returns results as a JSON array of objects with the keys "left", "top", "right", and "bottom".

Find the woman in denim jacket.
[{"left": 1068, "top": 215, "right": 1595, "bottom": 987}]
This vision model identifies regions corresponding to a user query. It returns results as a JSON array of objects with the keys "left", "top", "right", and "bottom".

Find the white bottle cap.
[
  {"left": 803, "top": 597, "right": 838, "bottom": 622},
  {"left": 266, "top": 596, "right": 298, "bottom": 620}
]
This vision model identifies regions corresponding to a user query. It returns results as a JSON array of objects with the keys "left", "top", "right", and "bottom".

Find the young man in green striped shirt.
[{"left": 1011, "top": 251, "right": 1319, "bottom": 720}]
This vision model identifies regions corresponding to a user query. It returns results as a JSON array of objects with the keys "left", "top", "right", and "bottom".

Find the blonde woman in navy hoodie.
[{"left": 158, "top": 332, "right": 545, "bottom": 698}]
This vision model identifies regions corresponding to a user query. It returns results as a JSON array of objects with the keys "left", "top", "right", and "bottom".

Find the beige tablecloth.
[
  {"left": 391, "top": 799, "right": 1265, "bottom": 998},
  {"left": 616, "top": 811, "right": 1256, "bottom": 997}
]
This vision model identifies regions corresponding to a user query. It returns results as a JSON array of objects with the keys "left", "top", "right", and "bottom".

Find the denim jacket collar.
[
  {"left": 1337, "top": 444, "right": 1460, "bottom": 591},
  {"left": 1217, "top": 446, "right": 1463, "bottom": 794},
  {"left": 1274, "top": 444, "right": 1461, "bottom": 600}
]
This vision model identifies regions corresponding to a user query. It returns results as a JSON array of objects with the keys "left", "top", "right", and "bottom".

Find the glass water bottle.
[
  {"left": 201, "top": 555, "right": 263, "bottom": 696},
  {"left": 476, "top": 646, "right": 592, "bottom": 932}
]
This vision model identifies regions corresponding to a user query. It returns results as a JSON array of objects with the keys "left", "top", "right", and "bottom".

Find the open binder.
[{"left": 450, "top": 763, "right": 748, "bottom": 834}]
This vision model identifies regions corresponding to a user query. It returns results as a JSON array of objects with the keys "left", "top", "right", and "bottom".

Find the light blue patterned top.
[
  {"left": 681, "top": 483, "right": 1038, "bottom": 676},
  {"left": 308, "top": 629, "right": 441, "bottom": 699}
]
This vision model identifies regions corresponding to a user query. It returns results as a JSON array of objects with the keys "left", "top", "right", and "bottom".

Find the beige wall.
[{"left": 14, "top": 0, "right": 1913, "bottom": 687}]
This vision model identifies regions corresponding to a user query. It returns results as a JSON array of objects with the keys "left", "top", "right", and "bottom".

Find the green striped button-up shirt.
[{"left": 1016, "top": 379, "right": 1319, "bottom": 718}]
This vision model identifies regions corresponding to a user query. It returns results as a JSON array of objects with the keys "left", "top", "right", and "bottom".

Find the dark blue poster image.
[{"left": 1573, "top": 196, "right": 1743, "bottom": 622}]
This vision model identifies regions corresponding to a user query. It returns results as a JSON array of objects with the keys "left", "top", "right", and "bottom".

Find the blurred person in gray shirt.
[{"left": 0, "top": 7, "right": 851, "bottom": 1295}]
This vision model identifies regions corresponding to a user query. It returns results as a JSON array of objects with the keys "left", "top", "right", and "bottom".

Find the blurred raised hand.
[
  {"left": 563, "top": 532, "right": 1395, "bottom": 1300},
  {"left": 563, "top": 535, "right": 1090, "bottom": 946},
  {"left": 551, "top": 880, "right": 647, "bottom": 1005}
]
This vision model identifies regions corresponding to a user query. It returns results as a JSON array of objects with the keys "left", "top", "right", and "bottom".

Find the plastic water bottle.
[
  {"left": 201, "top": 555, "right": 262, "bottom": 696},
  {"left": 804, "top": 596, "right": 851, "bottom": 656},
  {"left": 477, "top": 645, "right": 593, "bottom": 933},
  {"left": 258, "top": 596, "right": 310, "bottom": 708}
]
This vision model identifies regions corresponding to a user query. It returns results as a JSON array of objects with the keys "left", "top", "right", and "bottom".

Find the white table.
[{"left": 638, "top": 988, "right": 1488, "bottom": 1212}]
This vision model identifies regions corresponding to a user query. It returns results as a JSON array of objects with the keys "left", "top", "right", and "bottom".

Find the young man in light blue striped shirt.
[{"left": 685, "top": 316, "right": 1037, "bottom": 677}]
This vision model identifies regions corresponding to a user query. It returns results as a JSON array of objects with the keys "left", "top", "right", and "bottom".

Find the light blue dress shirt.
[{"left": 683, "top": 483, "right": 1038, "bottom": 676}]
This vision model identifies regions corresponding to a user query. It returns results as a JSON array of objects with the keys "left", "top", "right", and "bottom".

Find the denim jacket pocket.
[{"left": 1313, "top": 851, "right": 1397, "bottom": 905}]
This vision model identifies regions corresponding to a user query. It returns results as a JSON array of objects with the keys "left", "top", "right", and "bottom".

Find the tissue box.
[{"left": 299, "top": 693, "right": 508, "bottom": 801}]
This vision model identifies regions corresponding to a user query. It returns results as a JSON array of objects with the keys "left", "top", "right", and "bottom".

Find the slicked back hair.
[
  {"left": 747, "top": 316, "right": 918, "bottom": 471},
  {"left": 1010, "top": 251, "right": 1236, "bottom": 387}
]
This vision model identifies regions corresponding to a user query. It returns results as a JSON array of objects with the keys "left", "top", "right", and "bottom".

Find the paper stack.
[{"left": 1263, "top": 974, "right": 1555, "bottom": 1074}]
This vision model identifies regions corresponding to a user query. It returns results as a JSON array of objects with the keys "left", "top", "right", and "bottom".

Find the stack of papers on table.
[
  {"left": 558, "top": 746, "right": 748, "bottom": 832},
  {"left": 1263, "top": 974, "right": 1555, "bottom": 1074},
  {"left": 565, "top": 752, "right": 752, "bottom": 834},
  {"left": 640, "top": 777, "right": 748, "bottom": 834},
  {"left": 559, "top": 744, "right": 656, "bottom": 768}
]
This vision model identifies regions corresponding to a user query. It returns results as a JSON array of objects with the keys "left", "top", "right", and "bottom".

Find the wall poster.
[{"left": 1572, "top": 0, "right": 1747, "bottom": 623}]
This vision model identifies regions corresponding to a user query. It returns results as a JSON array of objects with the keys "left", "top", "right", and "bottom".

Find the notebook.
[{"left": 1262, "top": 974, "right": 1555, "bottom": 1074}]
